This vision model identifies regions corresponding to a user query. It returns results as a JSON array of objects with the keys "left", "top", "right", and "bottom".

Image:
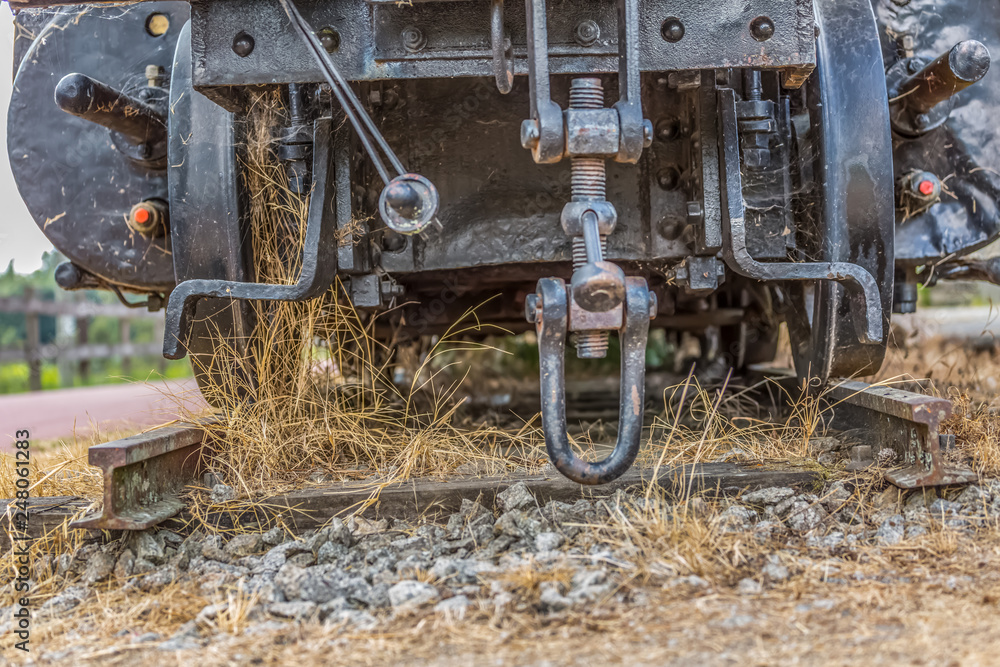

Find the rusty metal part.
[
  {"left": 826, "top": 380, "right": 976, "bottom": 488},
  {"left": 533, "top": 275, "right": 652, "bottom": 485},
  {"left": 70, "top": 423, "right": 208, "bottom": 530}
]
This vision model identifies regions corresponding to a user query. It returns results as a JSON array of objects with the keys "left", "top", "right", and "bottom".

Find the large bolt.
[
  {"left": 642, "top": 119, "right": 654, "bottom": 148},
  {"left": 402, "top": 26, "right": 426, "bottom": 53},
  {"left": 661, "top": 17, "right": 684, "bottom": 43},
  {"left": 318, "top": 27, "right": 340, "bottom": 53},
  {"left": 525, "top": 293, "right": 540, "bottom": 323},
  {"left": 567, "top": 77, "right": 614, "bottom": 357},
  {"left": 574, "top": 19, "right": 600, "bottom": 47}
]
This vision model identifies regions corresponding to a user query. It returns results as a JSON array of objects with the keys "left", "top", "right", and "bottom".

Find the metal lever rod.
[
  {"left": 163, "top": 118, "right": 339, "bottom": 360},
  {"left": 490, "top": 0, "right": 513, "bottom": 94},
  {"left": 55, "top": 73, "right": 166, "bottom": 147},
  {"left": 718, "top": 87, "right": 883, "bottom": 344},
  {"left": 278, "top": 0, "right": 405, "bottom": 185},
  {"left": 898, "top": 40, "right": 990, "bottom": 115},
  {"left": 521, "top": 0, "right": 564, "bottom": 163}
]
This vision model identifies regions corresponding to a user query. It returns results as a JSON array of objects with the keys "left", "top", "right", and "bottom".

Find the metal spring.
[
  {"left": 572, "top": 236, "right": 608, "bottom": 268},
  {"left": 571, "top": 158, "right": 606, "bottom": 201},
  {"left": 569, "top": 77, "right": 605, "bottom": 109},
  {"left": 574, "top": 331, "right": 610, "bottom": 358},
  {"left": 572, "top": 235, "right": 609, "bottom": 358}
]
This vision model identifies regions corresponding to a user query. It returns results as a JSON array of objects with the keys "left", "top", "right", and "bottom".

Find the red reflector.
[
  {"left": 133, "top": 207, "right": 151, "bottom": 224},
  {"left": 918, "top": 180, "right": 935, "bottom": 196}
]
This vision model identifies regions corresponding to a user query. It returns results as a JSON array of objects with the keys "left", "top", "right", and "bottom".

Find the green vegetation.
[{"left": 0, "top": 251, "right": 192, "bottom": 394}]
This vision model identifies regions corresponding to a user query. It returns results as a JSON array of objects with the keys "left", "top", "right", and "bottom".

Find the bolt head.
[
  {"left": 750, "top": 16, "right": 775, "bottom": 42},
  {"left": 642, "top": 119, "right": 654, "bottom": 148},
  {"left": 661, "top": 17, "right": 684, "bottom": 43},
  {"left": 657, "top": 168, "right": 681, "bottom": 190},
  {"left": 520, "top": 119, "right": 540, "bottom": 149},
  {"left": 574, "top": 19, "right": 600, "bottom": 47},
  {"left": 906, "top": 58, "right": 922, "bottom": 74},
  {"left": 318, "top": 27, "right": 340, "bottom": 53},
  {"left": 401, "top": 26, "right": 426, "bottom": 53},
  {"left": 232, "top": 32, "right": 255, "bottom": 58},
  {"left": 915, "top": 113, "right": 931, "bottom": 128},
  {"left": 572, "top": 261, "right": 626, "bottom": 313},
  {"left": 525, "top": 293, "right": 540, "bottom": 323}
]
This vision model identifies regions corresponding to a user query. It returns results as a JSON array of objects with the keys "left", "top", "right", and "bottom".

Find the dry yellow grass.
[{"left": 181, "top": 91, "right": 544, "bottom": 505}]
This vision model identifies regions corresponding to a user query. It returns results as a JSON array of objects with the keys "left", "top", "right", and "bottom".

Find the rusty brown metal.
[
  {"left": 70, "top": 422, "right": 209, "bottom": 530},
  {"left": 826, "top": 380, "right": 977, "bottom": 488}
]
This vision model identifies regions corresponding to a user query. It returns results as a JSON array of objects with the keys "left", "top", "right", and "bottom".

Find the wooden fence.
[{"left": 0, "top": 287, "right": 164, "bottom": 391}]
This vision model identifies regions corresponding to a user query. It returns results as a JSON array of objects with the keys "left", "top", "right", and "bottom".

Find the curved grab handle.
[
  {"left": 162, "top": 118, "right": 338, "bottom": 360},
  {"left": 535, "top": 276, "right": 651, "bottom": 485}
]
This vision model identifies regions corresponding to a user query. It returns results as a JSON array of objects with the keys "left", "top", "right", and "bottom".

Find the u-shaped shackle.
[{"left": 533, "top": 276, "right": 652, "bottom": 485}]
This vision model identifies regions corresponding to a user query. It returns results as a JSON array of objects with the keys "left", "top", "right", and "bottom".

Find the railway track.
[{"left": 1, "top": 370, "right": 976, "bottom": 545}]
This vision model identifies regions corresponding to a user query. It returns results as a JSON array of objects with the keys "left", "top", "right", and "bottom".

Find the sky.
[{"left": 0, "top": 13, "right": 55, "bottom": 274}]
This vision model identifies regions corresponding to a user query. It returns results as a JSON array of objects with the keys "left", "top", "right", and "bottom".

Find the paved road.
[
  {"left": 893, "top": 305, "right": 1000, "bottom": 342},
  {"left": 0, "top": 379, "right": 207, "bottom": 451}
]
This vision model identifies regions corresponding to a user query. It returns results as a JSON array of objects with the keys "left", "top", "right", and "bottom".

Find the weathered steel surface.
[
  {"left": 0, "top": 496, "right": 93, "bottom": 551},
  {"left": 70, "top": 423, "right": 207, "bottom": 530},
  {"left": 826, "top": 380, "right": 977, "bottom": 488},
  {"left": 186, "top": 462, "right": 822, "bottom": 533},
  {"left": 3, "top": 463, "right": 820, "bottom": 538},
  {"left": 190, "top": 0, "right": 815, "bottom": 89}
]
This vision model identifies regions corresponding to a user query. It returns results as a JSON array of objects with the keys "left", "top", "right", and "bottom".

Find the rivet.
[
  {"left": 661, "top": 17, "right": 685, "bottom": 43},
  {"left": 750, "top": 16, "right": 775, "bottom": 42},
  {"left": 232, "top": 32, "right": 255, "bottom": 58}
]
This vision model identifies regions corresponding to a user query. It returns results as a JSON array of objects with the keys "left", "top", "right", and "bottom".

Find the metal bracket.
[
  {"left": 612, "top": 0, "right": 648, "bottom": 164},
  {"left": 717, "top": 87, "right": 883, "bottom": 344},
  {"left": 520, "top": 0, "right": 564, "bottom": 163},
  {"left": 163, "top": 117, "right": 338, "bottom": 360},
  {"left": 520, "top": 0, "right": 650, "bottom": 165},
  {"left": 532, "top": 276, "right": 652, "bottom": 485}
]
